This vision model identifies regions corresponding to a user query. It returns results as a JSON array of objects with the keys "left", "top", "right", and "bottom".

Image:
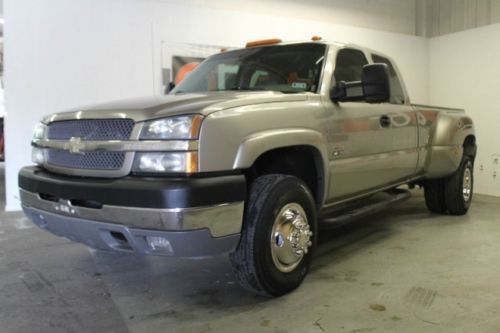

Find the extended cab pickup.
[{"left": 19, "top": 39, "right": 476, "bottom": 296}]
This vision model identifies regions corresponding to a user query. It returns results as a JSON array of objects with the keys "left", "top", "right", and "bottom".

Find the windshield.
[{"left": 172, "top": 43, "right": 326, "bottom": 94}]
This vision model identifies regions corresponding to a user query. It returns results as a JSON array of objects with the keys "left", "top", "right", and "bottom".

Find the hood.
[{"left": 42, "top": 91, "right": 309, "bottom": 123}]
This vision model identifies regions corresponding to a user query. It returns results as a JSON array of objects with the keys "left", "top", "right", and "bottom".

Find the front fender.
[
  {"left": 233, "top": 128, "right": 329, "bottom": 203},
  {"left": 232, "top": 128, "right": 329, "bottom": 170}
]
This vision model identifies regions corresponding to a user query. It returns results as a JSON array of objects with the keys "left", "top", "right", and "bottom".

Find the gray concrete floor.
[{"left": 2, "top": 166, "right": 500, "bottom": 333}]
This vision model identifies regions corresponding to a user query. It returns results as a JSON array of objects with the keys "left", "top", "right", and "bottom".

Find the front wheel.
[{"left": 230, "top": 175, "right": 317, "bottom": 297}]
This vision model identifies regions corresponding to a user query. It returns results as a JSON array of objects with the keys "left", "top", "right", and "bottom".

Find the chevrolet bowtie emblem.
[{"left": 66, "top": 137, "right": 85, "bottom": 154}]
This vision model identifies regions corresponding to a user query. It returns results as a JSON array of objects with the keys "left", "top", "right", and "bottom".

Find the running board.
[{"left": 319, "top": 189, "right": 411, "bottom": 228}]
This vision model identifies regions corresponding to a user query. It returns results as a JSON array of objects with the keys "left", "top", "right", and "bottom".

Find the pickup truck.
[{"left": 19, "top": 38, "right": 476, "bottom": 296}]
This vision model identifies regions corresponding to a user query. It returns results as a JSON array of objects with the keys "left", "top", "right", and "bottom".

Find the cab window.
[
  {"left": 371, "top": 54, "right": 405, "bottom": 104},
  {"left": 334, "top": 48, "right": 368, "bottom": 83}
]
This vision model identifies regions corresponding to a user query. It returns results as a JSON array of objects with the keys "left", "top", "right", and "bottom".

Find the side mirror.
[
  {"left": 362, "top": 63, "right": 390, "bottom": 103},
  {"left": 165, "top": 82, "right": 176, "bottom": 94}
]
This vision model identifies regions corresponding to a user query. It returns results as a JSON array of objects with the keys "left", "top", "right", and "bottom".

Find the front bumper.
[
  {"left": 19, "top": 166, "right": 246, "bottom": 257},
  {"left": 23, "top": 207, "right": 241, "bottom": 257}
]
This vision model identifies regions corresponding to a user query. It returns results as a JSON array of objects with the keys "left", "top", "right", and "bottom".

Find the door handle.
[{"left": 380, "top": 115, "right": 391, "bottom": 128}]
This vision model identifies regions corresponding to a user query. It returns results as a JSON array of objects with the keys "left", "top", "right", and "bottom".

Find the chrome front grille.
[
  {"left": 46, "top": 149, "right": 126, "bottom": 170},
  {"left": 47, "top": 119, "right": 135, "bottom": 141},
  {"left": 45, "top": 119, "right": 135, "bottom": 172}
]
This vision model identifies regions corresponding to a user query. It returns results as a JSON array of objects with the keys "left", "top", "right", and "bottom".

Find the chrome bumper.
[
  {"left": 20, "top": 189, "right": 243, "bottom": 238},
  {"left": 23, "top": 206, "right": 241, "bottom": 258}
]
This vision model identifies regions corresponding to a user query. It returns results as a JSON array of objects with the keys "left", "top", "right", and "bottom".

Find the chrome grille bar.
[
  {"left": 47, "top": 119, "right": 135, "bottom": 141},
  {"left": 33, "top": 139, "right": 199, "bottom": 152}
]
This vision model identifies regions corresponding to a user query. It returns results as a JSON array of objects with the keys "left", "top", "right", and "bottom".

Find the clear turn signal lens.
[
  {"left": 132, "top": 152, "right": 198, "bottom": 173},
  {"left": 33, "top": 123, "right": 47, "bottom": 140},
  {"left": 31, "top": 148, "right": 45, "bottom": 165}
]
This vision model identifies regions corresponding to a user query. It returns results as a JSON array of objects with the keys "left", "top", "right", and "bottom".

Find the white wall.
[
  {"left": 163, "top": 0, "right": 420, "bottom": 36},
  {"left": 429, "top": 23, "right": 500, "bottom": 197},
  {"left": 4, "top": 0, "right": 429, "bottom": 211}
]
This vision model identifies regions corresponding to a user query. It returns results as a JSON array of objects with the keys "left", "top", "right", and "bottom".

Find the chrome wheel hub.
[
  {"left": 463, "top": 166, "right": 472, "bottom": 202},
  {"left": 271, "top": 203, "right": 313, "bottom": 273}
]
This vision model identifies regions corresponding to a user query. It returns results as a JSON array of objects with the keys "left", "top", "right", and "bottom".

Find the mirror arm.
[
  {"left": 165, "top": 82, "right": 176, "bottom": 94},
  {"left": 331, "top": 80, "right": 363, "bottom": 102},
  {"left": 330, "top": 81, "right": 346, "bottom": 101},
  {"left": 344, "top": 80, "right": 362, "bottom": 89}
]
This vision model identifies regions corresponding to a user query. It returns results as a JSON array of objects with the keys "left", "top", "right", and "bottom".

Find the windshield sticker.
[{"left": 291, "top": 82, "right": 307, "bottom": 89}]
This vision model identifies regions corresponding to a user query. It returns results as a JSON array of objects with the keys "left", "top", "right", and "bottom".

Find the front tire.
[{"left": 230, "top": 175, "right": 317, "bottom": 297}]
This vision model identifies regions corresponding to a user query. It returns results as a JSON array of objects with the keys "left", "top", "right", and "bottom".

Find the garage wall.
[
  {"left": 422, "top": 0, "right": 500, "bottom": 37},
  {"left": 4, "top": 0, "right": 429, "bottom": 211},
  {"left": 160, "top": 0, "right": 421, "bottom": 36},
  {"left": 429, "top": 23, "right": 500, "bottom": 196},
  {"left": 145, "top": 2, "right": 430, "bottom": 102}
]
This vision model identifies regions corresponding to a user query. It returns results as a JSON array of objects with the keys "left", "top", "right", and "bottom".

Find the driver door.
[{"left": 323, "top": 48, "right": 394, "bottom": 203}]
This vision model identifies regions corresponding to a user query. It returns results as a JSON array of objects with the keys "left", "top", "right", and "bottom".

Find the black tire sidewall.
[
  {"left": 424, "top": 178, "right": 447, "bottom": 214},
  {"left": 251, "top": 176, "right": 317, "bottom": 296},
  {"left": 445, "top": 155, "right": 474, "bottom": 214}
]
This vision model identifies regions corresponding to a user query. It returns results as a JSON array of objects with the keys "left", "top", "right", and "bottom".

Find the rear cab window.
[{"left": 371, "top": 54, "right": 406, "bottom": 104}]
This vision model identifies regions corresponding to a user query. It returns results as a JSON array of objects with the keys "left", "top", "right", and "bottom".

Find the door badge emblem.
[{"left": 331, "top": 147, "right": 345, "bottom": 158}]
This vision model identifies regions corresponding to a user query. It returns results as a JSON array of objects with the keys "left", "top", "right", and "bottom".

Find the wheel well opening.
[
  {"left": 463, "top": 135, "right": 477, "bottom": 160},
  {"left": 245, "top": 146, "right": 324, "bottom": 207}
]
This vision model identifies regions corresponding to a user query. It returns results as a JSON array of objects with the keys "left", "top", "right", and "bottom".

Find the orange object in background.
[
  {"left": 245, "top": 38, "right": 282, "bottom": 48},
  {"left": 175, "top": 62, "right": 200, "bottom": 85}
]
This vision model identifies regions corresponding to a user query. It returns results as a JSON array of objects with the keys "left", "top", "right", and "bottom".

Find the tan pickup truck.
[{"left": 19, "top": 38, "right": 476, "bottom": 296}]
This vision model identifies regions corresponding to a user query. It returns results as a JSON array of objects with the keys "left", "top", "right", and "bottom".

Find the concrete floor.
[{"left": 2, "top": 167, "right": 500, "bottom": 333}]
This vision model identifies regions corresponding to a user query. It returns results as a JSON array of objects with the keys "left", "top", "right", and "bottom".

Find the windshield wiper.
[{"left": 223, "top": 87, "right": 268, "bottom": 92}]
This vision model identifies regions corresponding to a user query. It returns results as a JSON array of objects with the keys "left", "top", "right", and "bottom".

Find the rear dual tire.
[{"left": 424, "top": 155, "right": 474, "bottom": 215}]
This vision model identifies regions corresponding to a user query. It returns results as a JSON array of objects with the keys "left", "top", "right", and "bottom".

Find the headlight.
[
  {"left": 140, "top": 115, "right": 203, "bottom": 140},
  {"left": 33, "top": 122, "right": 47, "bottom": 140},
  {"left": 132, "top": 152, "right": 198, "bottom": 173}
]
